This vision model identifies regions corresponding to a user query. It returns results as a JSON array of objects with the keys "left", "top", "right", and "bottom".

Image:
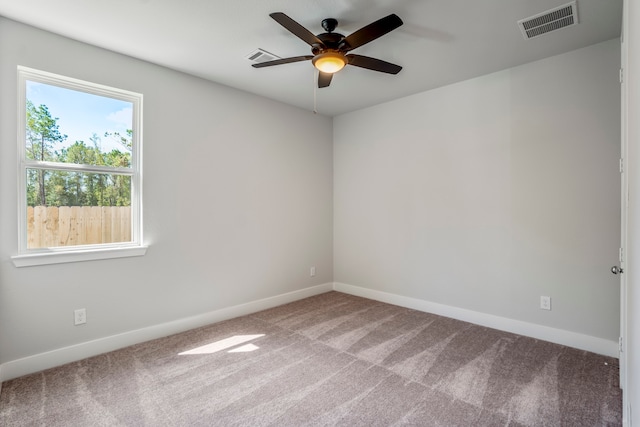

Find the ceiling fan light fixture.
[{"left": 312, "top": 52, "right": 346, "bottom": 74}]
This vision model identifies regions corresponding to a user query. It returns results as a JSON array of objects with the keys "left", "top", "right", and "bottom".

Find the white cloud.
[{"left": 106, "top": 107, "right": 133, "bottom": 128}]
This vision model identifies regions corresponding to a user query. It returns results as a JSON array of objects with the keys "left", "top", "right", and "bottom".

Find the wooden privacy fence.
[{"left": 27, "top": 206, "right": 131, "bottom": 248}]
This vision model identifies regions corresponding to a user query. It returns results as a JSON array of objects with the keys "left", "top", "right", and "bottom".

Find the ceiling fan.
[{"left": 253, "top": 12, "right": 404, "bottom": 88}]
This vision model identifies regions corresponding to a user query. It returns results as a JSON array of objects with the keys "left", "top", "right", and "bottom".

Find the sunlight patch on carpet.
[
  {"left": 179, "top": 334, "right": 265, "bottom": 355},
  {"left": 228, "top": 343, "right": 260, "bottom": 353}
]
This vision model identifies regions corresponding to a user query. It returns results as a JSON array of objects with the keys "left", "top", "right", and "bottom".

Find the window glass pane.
[
  {"left": 25, "top": 80, "right": 133, "bottom": 168},
  {"left": 26, "top": 169, "right": 131, "bottom": 248}
]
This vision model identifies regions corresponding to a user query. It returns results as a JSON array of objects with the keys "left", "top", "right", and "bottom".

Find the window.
[{"left": 12, "top": 66, "right": 146, "bottom": 267}]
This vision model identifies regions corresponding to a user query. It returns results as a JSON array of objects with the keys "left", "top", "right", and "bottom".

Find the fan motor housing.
[{"left": 316, "top": 32, "right": 345, "bottom": 50}]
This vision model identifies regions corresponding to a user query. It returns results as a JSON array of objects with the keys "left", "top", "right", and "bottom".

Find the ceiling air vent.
[
  {"left": 245, "top": 48, "right": 280, "bottom": 64},
  {"left": 518, "top": 1, "right": 578, "bottom": 40}
]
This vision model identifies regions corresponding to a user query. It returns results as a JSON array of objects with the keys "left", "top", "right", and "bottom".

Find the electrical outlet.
[
  {"left": 310, "top": 266, "right": 316, "bottom": 277},
  {"left": 74, "top": 308, "right": 86, "bottom": 325},
  {"left": 540, "top": 296, "right": 551, "bottom": 310}
]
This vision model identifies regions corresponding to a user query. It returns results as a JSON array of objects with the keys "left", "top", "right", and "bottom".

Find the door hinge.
[
  {"left": 620, "top": 68, "right": 624, "bottom": 84},
  {"left": 620, "top": 158, "right": 624, "bottom": 173},
  {"left": 620, "top": 247, "right": 624, "bottom": 263},
  {"left": 619, "top": 336, "right": 623, "bottom": 353}
]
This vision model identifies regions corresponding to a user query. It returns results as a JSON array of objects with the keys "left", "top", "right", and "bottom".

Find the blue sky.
[{"left": 26, "top": 81, "right": 133, "bottom": 154}]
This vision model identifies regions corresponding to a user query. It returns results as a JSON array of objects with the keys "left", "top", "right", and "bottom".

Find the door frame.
[{"left": 620, "top": 0, "right": 629, "bottom": 423}]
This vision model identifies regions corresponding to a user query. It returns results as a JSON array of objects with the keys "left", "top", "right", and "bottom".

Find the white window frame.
[{"left": 11, "top": 66, "right": 146, "bottom": 267}]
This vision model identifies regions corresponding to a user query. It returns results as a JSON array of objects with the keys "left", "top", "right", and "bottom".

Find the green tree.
[
  {"left": 26, "top": 100, "right": 67, "bottom": 205},
  {"left": 104, "top": 129, "right": 133, "bottom": 153},
  {"left": 102, "top": 131, "right": 132, "bottom": 206},
  {"left": 55, "top": 141, "right": 97, "bottom": 206}
]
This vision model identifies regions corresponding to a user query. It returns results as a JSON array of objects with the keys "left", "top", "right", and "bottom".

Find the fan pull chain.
[{"left": 313, "top": 69, "right": 318, "bottom": 114}]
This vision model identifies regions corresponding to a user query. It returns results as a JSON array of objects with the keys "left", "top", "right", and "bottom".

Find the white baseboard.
[
  {"left": 0, "top": 283, "right": 333, "bottom": 382},
  {"left": 1, "top": 281, "right": 617, "bottom": 383},
  {"left": 333, "top": 282, "right": 619, "bottom": 358}
]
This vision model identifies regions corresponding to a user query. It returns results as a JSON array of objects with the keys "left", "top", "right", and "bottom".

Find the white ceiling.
[{"left": 0, "top": 0, "right": 622, "bottom": 116}]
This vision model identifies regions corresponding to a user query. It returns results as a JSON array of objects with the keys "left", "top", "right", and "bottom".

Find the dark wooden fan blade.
[
  {"left": 318, "top": 72, "right": 333, "bottom": 88},
  {"left": 346, "top": 54, "right": 402, "bottom": 74},
  {"left": 252, "top": 56, "right": 314, "bottom": 68},
  {"left": 341, "top": 14, "right": 403, "bottom": 51},
  {"left": 270, "top": 12, "right": 324, "bottom": 47}
]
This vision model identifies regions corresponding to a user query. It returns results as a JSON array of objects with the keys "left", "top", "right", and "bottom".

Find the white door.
[{"left": 617, "top": 106, "right": 627, "bottom": 392}]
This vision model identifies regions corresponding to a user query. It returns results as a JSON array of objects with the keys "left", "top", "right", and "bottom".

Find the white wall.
[
  {"left": 0, "top": 18, "right": 333, "bottom": 372},
  {"left": 334, "top": 39, "right": 621, "bottom": 343}
]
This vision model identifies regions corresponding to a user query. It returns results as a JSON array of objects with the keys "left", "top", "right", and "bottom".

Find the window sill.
[{"left": 11, "top": 245, "right": 148, "bottom": 267}]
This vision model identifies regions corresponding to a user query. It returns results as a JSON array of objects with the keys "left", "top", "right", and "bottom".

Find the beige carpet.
[{"left": 0, "top": 291, "right": 622, "bottom": 426}]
